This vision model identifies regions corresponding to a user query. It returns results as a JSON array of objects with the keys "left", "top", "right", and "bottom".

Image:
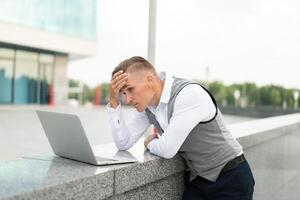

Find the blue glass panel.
[
  {"left": 0, "top": 60, "right": 13, "bottom": 103},
  {"left": 0, "top": 48, "right": 14, "bottom": 103},
  {"left": 0, "top": 0, "right": 97, "bottom": 41},
  {"left": 14, "top": 50, "right": 38, "bottom": 104},
  {"left": 39, "top": 54, "right": 54, "bottom": 104}
]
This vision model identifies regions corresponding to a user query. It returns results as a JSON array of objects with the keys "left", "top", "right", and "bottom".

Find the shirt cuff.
[
  {"left": 106, "top": 102, "right": 121, "bottom": 111},
  {"left": 106, "top": 103, "right": 122, "bottom": 127},
  {"left": 147, "top": 138, "right": 159, "bottom": 152}
]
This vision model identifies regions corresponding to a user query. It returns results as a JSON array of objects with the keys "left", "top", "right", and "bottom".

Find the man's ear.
[
  {"left": 145, "top": 73, "right": 154, "bottom": 89},
  {"left": 146, "top": 74, "right": 153, "bottom": 82},
  {"left": 147, "top": 73, "right": 156, "bottom": 85}
]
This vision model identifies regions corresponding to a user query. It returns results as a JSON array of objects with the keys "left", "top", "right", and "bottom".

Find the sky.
[{"left": 68, "top": 0, "right": 300, "bottom": 89}]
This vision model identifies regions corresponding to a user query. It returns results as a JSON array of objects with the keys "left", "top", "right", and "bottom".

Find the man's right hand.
[{"left": 109, "top": 70, "right": 128, "bottom": 108}]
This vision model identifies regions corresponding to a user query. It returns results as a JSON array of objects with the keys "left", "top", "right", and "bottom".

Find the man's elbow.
[
  {"left": 112, "top": 137, "right": 131, "bottom": 151},
  {"left": 114, "top": 141, "right": 132, "bottom": 151},
  {"left": 160, "top": 151, "right": 177, "bottom": 159},
  {"left": 116, "top": 146, "right": 129, "bottom": 151},
  {"left": 151, "top": 144, "right": 177, "bottom": 159}
]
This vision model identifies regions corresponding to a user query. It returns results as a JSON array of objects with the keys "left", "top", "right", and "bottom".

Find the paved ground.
[{"left": 245, "top": 130, "right": 300, "bottom": 200}]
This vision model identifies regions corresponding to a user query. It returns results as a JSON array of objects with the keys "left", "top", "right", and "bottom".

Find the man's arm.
[
  {"left": 109, "top": 70, "right": 127, "bottom": 108},
  {"left": 146, "top": 84, "right": 216, "bottom": 159},
  {"left": 107, "top": 103, "right": 151, "bottom": 150},
  {"left": 108, "top": 70, "right": 151, "bottom": 150}
]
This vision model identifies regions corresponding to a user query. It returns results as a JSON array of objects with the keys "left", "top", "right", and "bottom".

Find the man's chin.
[{"left": 135, "top": 106, "right": 145, "bottom": 112}]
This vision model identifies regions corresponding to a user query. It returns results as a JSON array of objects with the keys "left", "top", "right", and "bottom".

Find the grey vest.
[{"left": 145, "top": 78, "right": 242, "bottom": 182}]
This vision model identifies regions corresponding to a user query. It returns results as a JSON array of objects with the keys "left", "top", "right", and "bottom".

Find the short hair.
[{"left": 111, "top": 56, "right": 157, "bottom": 77}]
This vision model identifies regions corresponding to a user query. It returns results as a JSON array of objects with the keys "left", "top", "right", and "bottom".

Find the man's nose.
[{"left": 125, "top": 94, "right": 132, "bottom": 104}]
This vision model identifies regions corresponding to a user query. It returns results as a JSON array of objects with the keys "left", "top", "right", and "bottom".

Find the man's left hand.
[{"left": 144, "top": 133, "right": 158, "bottom": 150}]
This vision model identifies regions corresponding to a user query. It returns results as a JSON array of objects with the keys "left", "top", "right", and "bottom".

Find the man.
[{"left": 107, "top": 56, "right": 255, "bottom": 200}]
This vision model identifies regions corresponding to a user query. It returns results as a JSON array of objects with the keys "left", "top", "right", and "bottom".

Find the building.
[{"left": 0, "top": 0, "right": 97, "bottom": 105}]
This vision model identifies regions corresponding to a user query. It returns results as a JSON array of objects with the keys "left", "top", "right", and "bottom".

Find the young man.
[{"left": 107, "top": 56, "right": 255, "bottom": 200}]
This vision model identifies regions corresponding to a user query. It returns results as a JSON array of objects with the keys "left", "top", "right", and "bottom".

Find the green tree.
[
  {"left": 101, "top": 83, "right": 110, "bottom": 104},
  {"left": 285, "top": 89, "right": 294, "bottom": 108},
  {"left": 68, "top": 79, "right": 94, "bottom": 105},
  {"left": 82, "top": 84, "right": 94, "bottom": 104},
  {"left": 208, "top": 81, "right": 227, "bottom": 106},
  {"left": 243, "top": 83, "right": 260, "bottom": 107},
  {"left": 68, "top": 79, "right": 79, "bottom": 100},
  {"left": 226, "top": 84, "right": 243, "bottom": 106},
  {"left": 259, "top": 85, "right": 284, "bottom": 107}
]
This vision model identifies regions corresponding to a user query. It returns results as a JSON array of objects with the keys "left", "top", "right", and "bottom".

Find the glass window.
[
  {"left": 0, "top": 0, "right": 97, "bottom": 41},
  {"left": 39, "top": 54, "right": 54, "bottom": 64},
  {"left": 14, "top": 50, "right": 38, "bottom": 104},
  {"left": 0, "top": 48, "right": 14, "bottom": 103},
  {"left": 0, "top": 48, "right": 14, "bottom": 59},
  {"left": 39, "top": 54, "right": 54, "bottom": 104},
  {"left": 0, "top": 48, "right": 56, "bottom": 105}
]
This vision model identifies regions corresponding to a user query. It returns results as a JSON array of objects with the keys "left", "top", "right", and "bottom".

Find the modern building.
[{"left": 0, "top": 0, "right": 97, "bottom": 105}]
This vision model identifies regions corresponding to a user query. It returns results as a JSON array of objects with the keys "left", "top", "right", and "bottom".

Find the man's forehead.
[
  {"left": 120, "top": 83, "right": 131, "bottom": 93},
  {"left": 126, "top": 70, "right": 141, "bottom": 77},
  {"left": 120, "top": 75, "right": 141, "bottom": 93}
]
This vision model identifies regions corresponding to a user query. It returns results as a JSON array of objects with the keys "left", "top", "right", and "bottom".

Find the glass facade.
[
  {"left": 39, "top": 54, "right": 54, "bottom": 104},
  {"left": 0, "top": 0, "right": 97, "bottom": 41},
  {"left": 0, "top": 47, "right": 55, "bottom": 104},
  {"left": 14, "top": 50, "right": 39, "bottom": 104},
  {"left": 0, "top": 48, "right": 14, "bottom": 103}
]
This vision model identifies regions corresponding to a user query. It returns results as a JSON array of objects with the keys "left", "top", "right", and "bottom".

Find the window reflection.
[
  {"left": 39, "top": 54, "right": 54, "bottom": 104},
  {"left": 0, "top": 0, "right": 96, "bottom": 40},
  {"left": 0, "top": 48, "right": 14, "bottom": 103},
  {"left": 14, "top": 50, "right": 38, "bottom": 104},
  {"left": 0, "top": 48, "right": 55, "bottom": 105}
]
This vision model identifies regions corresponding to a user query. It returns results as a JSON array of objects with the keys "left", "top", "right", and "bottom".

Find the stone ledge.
[
  {"left": 107, "top": 172, "right": 185, "bottom": 200},
  {"left": 0, "top": 141, "right": 186, "bottom": 200},
  {"left": 1, "top": 113, "right": 300, "bottom": 200},
  {"left": 228, "top": 113, "right": 300, "bottom": 148},
  {"left": 114, "top": 155, "right": 185, "bottom": 195}
]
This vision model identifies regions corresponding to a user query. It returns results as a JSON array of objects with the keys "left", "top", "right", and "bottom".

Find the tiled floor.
[{"left": 245, "top": 131, "right": 300, "bottom": 200}]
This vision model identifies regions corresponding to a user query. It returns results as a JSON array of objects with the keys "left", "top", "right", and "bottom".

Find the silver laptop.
[{"left": 36, "top": 110, "right": 137, "bottom": 166}]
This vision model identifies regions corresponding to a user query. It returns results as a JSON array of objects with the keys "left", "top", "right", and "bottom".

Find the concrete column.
[
  {"left": 147, "top": 0, "right": 157, "bottom": 65},
  {"left": 53, "top": 54, "right": 68, "bottom": 105}
]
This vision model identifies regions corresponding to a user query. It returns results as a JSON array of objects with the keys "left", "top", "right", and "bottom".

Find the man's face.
[{"left": 120, "top": 70, "right": 154, "bottom": 112}]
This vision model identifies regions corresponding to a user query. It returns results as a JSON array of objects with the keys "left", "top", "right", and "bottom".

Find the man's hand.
[
  {"left": 109, "top": 70, "right": 128, "bottom": 108},
  {"left": 144, "top": 133, "right": 158, "bottom": 150}
]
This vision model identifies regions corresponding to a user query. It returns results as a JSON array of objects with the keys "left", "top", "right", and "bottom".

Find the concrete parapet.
[
  {"left": 220, "top": 105, "right": 300, "bottom": 118},
  {"left": 1, "top": 113, "right": 300, "bottom": 200}
]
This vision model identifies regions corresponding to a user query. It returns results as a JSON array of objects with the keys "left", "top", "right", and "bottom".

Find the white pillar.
[
  {"left": 147, "top": 0, "right": 157, "bottom": 65},
  {"left": 53, "top": 55, "right": 69, "bottom": 105}
]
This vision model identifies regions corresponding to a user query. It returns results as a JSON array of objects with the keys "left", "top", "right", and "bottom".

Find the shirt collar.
[{"left": 158, "top": 71, "right": 174, "bottom": 105}]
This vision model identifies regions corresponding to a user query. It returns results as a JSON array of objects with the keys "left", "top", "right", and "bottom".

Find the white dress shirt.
[{"left": 107, "top": 72, "right": 216, "bottom": 159}]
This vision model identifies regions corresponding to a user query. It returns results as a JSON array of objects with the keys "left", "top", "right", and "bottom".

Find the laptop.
[{"left": 36, "top": 110, "right": 137, "bottom": 166}]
